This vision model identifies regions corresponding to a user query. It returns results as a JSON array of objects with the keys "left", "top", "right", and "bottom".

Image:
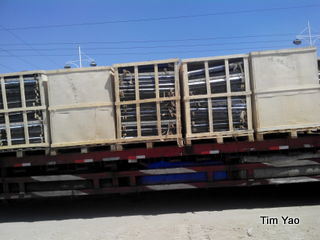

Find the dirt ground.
[{"left": 0, "top": 183, "right": 319, "bottom": 240}]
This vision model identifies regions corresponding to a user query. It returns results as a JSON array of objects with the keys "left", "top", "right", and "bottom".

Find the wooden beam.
[
  {"left": 0, "top": 77, "right": 11, "bottom": 146},
  {"left": 205, "top": 61, "right": 213, "bottom": 133},
  {"left": 225, "top": 59, "right": 234, "bottom": 132},
  {"left": 154, "top": 64, "right": 162, "bottom": 136},
  {"left": 134, "top": 66, "right": 141, "bottom": 137},
  {"left": 19, "top": 75, "right": 29, "bottom": 145}
]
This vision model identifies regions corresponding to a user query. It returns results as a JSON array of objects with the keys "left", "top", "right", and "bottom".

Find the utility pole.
[
  {"left": 293, "top": 21, "right": 320, "bottom": 47},
  {"left": 78, "top": 45, "right": 82, "bottom": 68},
  {"left": 307, "top": 21, "right": 312, "bottom": 46},
  {"left": 64, "top": 45, "right": 97, "bottom": 68}
]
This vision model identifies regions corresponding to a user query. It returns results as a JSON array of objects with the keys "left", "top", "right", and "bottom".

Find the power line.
[
  {"left": 0, "top": 27, "right": 91, "bottom": 84},
  {"left": 0, "top": 47, "right": 39, "bottom": 69},
  {"left": 2, "top": 4, "right": 319, "bottom": 31},
  {"left": 0, "top": 25, "right": 60, "bottom": 68},
  {"left": 0, "top": 39, "right": 292, "bottom": 52},
  {"left": 0, "top": 45, "right": 292, "bottom": 57},
  {"left": 0, "top": 62, "right": 15, "bottom": 72},
  {"left": 0, "top": 33, "right": 295, "bottom": 46}
]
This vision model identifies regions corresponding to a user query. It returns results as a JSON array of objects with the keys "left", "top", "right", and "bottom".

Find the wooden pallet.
[
  {"left": 256, "top": 127, "right": 320, "bottom": 141},
  {"left": 49, "top": 143, "right": 120, "bottom": 156},
  {"left": 185, "top": 131, "right": 254, "bottom": 145},
  {"left": 116, "top": 136, "right": 184, "bottom": 150},
  {"left": 49, "top": 136, "right": 184, "bottom": 155},
  {"left": 0, "top": 146, "right": 49, "bottom": 158}
]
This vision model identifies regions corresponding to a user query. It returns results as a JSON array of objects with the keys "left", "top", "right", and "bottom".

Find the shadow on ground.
[{"left": 0, "top": 182, "right": 319, "bottom": 223}]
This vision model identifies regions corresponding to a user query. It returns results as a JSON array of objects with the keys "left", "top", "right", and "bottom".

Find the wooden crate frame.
[
  {"left": 114, "top": 59, "right": 183, "bottom": 147},
  {"left": 0, "top": 71, "right": 49, "bottom": 151},
  {"left": 181, "top": 54, "right": 254, "bottom": 144},
  {"left": 255, "top": 125, "right": 320, "bottom": 141}
]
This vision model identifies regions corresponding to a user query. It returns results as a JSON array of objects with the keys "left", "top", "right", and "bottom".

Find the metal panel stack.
[
  {"left": 250, "top": 47, "right": 320, "bottom": 140},
  {"left": 0, "top": 72, "right": 48, "bottom": 151},
  {"left": 181, "top": 54, "right": 254, "bottom": 144},
  {"left": 114, "top": 59, "right": 182, "bottom": 147}
]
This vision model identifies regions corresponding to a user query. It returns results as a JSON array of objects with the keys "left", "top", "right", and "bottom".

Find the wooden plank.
[
  {"left": 182, "top": 54, "right": 249, "bottom": 63},
  {"left": 134, "top": 66, "right": 141, "bottom": 137},
  {"left": 243, "top": 57, "right": 251, "bottom": 92},
  {"left": 246, "top": 95, "right": 253, "bottom": 131},
  {"left": 186, "top": 132, "right": 255, "bottom": 145},
  {"left": 116, "top": 134, "right": 181, "bottom": 143},
  {"left": 81, "top": 147, "right": 88, "bottom": 154},
  {"left": 248, "top": 133, "right": 255, "bottom": 142},
  {"left": 182, "top": 63, "right": 192, "bottom": 137},
  {"left": 114, "top": 67, "right": 122, "bottom": 139},
  {"left": 115, "top": 96, "right": 178, "bottom": 105},
  {"left": 117, "top": 138, "right": 180, "bottom": 148},
  {"left": 205, "top": 61, "right": 213, "bottom": 133},
  {"left": 39, "top": 74, "right": 49, "bottom": 146},
  {"left": 174, "top": 61, "right": 182, "bottom": 141},
  {"left": 113, "top": 58, "right": 179, "bottom": 68},
  {"left": 255, "top": 126, "right": 320, "bottom": 141},
  {"left": 48, "top": 102, "right": 113, "bottom": 111},
  {"left": 19, "top": 75, "right": 29, "bottom": 145},
  {"left": 0, "top": 77, "right": 11, "bottom": 146},
  {"left": 243, "top": 57, "right": 254, "bottom": 132},
  {"left": 0, "top": 143, "right": 48, "bottom": 151},
  {"left": 0, "top": 70, "right": 46, "bottom": 77},
  {"left": 146, "top": 142, "right": 153, "bottom": 149},
  {"left": 154, "top": 64, "right": 161, "bottom": 136},
  {"left": 183, "top": 91, "right": 251, "bottom": 101},
  {"left": 0, "top": 106, "right": 46, "bottom": 114},
  {"left": 183, "top": 130, "right": 254, "bottom": 139},
  {"left": 51, "top": 138, "right": 117, "bottom": 148},
  {"left": 216, "top": 136, "right": 224, "bottom": 144},
  {"left": 225, "top": 59, "right": 234, "bottom": 132},
  {"left": 45, "top": 66, "right": 112, "bottom": 75}
]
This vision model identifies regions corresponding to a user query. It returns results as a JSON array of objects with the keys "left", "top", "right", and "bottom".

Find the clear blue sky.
[{"left": 0, "top": 0, "right": 319, "bottom": 73}]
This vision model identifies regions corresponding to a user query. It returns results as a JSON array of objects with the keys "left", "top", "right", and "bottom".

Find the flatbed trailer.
[{"left": 0, "top": 135, "right": 319, "bottom": 200}]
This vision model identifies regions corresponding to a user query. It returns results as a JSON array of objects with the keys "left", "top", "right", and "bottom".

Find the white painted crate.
[
  {"left": 250, "top": 47, "right": 320, "bottom": 140},
  {"left": 46, "top": 67, "right": 116, "bottom": 148}
]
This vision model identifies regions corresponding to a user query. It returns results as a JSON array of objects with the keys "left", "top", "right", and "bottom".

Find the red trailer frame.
[
  {"left": 0, "top": 136, "right": 319, "bottom": 168},
  {"left": 1, "top": 136, "right": 320, "bottom": 200}
]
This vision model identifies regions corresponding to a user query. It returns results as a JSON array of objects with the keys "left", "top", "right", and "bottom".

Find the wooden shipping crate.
[
  {"left": 181, "top": 54, "right": 254, "bottom": 145},
  {"left": 0, "top": 71, "right": 49, "bottom": 152},
  {"left": 250, "top": 47, "right": 320, "bottom": 140},
  {"left": 46, "top": 67, "right": 117, "bottom": 150},
  {"left": 114, "top": 59, "right": 183, "bottom": 147}
]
